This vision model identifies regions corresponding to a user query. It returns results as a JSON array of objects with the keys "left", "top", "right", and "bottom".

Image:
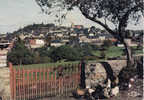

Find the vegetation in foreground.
[{"left": 8, "top": 38, "right": 143, "bottom": 66}]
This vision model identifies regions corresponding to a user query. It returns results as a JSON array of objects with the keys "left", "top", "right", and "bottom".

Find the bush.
[
  {"left": 81, "top": 43, "right": 93, "bottom": 56},
  {"left": 8, "top": 38, "right": 34, "bottom": 65},
  {"left": 40, "top": 56, "right": 52, "bottom": 63},
  {"left": 49, "top": 45, "right": 81, "bottom": 62},
  {"left": 100, "top": 51, "right": 106, "bottom": 59},
  {"left": 103, "top": 40, "right": 113, "bottom": 48}
]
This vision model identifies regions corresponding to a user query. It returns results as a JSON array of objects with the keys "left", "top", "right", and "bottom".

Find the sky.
[{"left": 0, "top": 0, "right": 144, "bottom": 34}]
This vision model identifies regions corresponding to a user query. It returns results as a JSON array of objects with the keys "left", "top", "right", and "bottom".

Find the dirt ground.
[
  {"left": 37, "top": 90, "right": 143, "bottom": 100},
  {"left": 37, "top": 78, "right": 143, "bottom": 100},
  {"left": 37, "top": 94, "right": 143, "bottom": 100},
  {"left": 1, "top": 79, "right": 142, "bottom": 100}
]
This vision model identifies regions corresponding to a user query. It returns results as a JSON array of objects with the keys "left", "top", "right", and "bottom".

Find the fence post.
[
  {"left": 80, "top": 60, "right": 86, "bottom": 89},
  {"left": 22, "top": 67, "right": 25, "bottom": 100},
  {"left": 9, "top": 62, "right": 14, "bottom": 100}
]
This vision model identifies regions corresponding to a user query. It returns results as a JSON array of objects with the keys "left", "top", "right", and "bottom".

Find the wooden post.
[
  {"left": 9, "top": 62, "right": 14, "bottom": 100},
  {"left": 22, "top": 68, "right": 25, "bottom": 100},
  {"left": 27, "top": 70, "right": 30, "bottom": 99}
]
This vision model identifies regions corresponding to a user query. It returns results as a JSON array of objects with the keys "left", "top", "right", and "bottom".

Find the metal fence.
[{"left": 9, "top": 63, "right": 81, "bottom": 100}]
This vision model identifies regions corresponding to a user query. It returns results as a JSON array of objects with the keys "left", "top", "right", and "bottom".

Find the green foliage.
[
  {"left": 36, "top": 0, "right": 143, "bottom": 32},
  {"left": 91, "top": 45, "right": 100, "bottom": 50},
  {"left": 80, "top": 43, "right": 93, "bottom": 56},
  {"left": 40, "top": 56, "right": 52, "bottom": 63},
  {"left": 105, "top": 46, "right": 123, "bottom": 58},
  {"left": 34, "top": 47, "right": 50, "bottom": 57},
  {"left": 13, "top": 61, "right": 80, "bottom": 69},
  {"left": 33, "top": 47, "right": 55, "bottom": 63},
  {"left": 8, "top": 38, "right": 34, "bottom": 65},
  {"left": 100, "top": 51, "right": 106, "bottom": 59},
  {"left": 49, "top": 45, "right": 81, "bottom": 62},
  {"left": 36, "top": 0, "right": 143, "bottom": 68},
  {"left": 103, "top": 40, "right": 113, "bottom": 48}
]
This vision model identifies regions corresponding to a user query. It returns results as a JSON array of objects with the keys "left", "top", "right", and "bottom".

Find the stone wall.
[
  {"left": 87, "top": 60, "right": 127, "bottom": 74},
  {"left": 85, "top": 60, "right": 127, "bottom": 89},
  {"left": 0, "top": 68, "right": 10, "bottom": 99},
  {"left": 107, "top": 60, "right": 127, "bottom": 75}
]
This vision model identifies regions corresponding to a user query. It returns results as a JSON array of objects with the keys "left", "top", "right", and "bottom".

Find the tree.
[
  {"left": 80, "top": 43, "right": 93, "bottom": 56},
  {"left": 8, "top": 38, "right": 34, "bottom": 65},
  {"left": 49, "top": 45, "right": 81, "bottom": 62},
  {"left": 44, "top": 35, "right": 52, "bottom": 47},
  {"left": 89, "top": 26, "right": 100, "bottom": 36},
  {"left": 69, "top": 36, "right": 79, "bottom": 46},
  {"left": 103, "top": 40, "right": 113, "bottom": 48},
  {"left": 35, "top": 0, "right": 143, "bottom": 68}
]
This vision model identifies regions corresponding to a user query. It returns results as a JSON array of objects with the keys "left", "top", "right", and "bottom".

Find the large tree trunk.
[
  {"left": 123, "top": 39, "right": 135, "bottom": 67},
  {"left": 118, "top": 39, "right": 136, "bottom": 84}
]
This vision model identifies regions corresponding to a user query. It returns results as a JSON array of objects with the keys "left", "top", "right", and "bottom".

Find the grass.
[
  {"left": 13, "top": 46, "right": 142, "bottom": 69},
  {"left": 92, "top": 50, "right": 101, "bottom": 57},
  {"left": 134, "top": 49, "right": 143, "bottom": 54},
  {"left": 92, "top": 46, "right": 124, "bottom": 58},
  {"left": 131, "top": 46, "right": 143, "bottom": 55},
  {"left": 13, "top": 61, "right": 80, "bottom": 69},
  {"left": 92, "top": 46, "right": 143, "bottom": 58},
  {"left": 105, "top": 46, "right": 124, "bottom": 58}
]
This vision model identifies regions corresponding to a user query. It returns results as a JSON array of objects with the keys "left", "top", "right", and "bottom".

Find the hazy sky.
[{"left": 0, "top": 0, "right": 143, "bottom": 34}]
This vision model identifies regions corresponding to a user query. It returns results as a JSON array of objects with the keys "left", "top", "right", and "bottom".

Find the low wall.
[
  {"left": 85, "top": 60, "right": 127, "bottom": 84},
  {"left": 87, "top": 60, "right": 127, "bottom": 73},
  {"left": 107, "top": 60, "right": 127, "bottom": 74}
]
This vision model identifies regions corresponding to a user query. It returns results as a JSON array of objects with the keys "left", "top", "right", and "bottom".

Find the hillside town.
[
  {"left": 0, "top": 0, "right": 143, "bottom": 100},
  {"left": 0, "top": 23, "right": 143, "bottom": 67}
]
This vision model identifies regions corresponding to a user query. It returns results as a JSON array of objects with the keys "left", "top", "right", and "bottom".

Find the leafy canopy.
[
  {"left": 8, "top": 38, "right": 34, "bottom": 65},
  {"left": 36, "top": 0, "right": 143, "bottom": 41}
]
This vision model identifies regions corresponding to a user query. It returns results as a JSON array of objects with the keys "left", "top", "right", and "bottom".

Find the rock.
[
  {"left": 103, "top": 79, "right": 111, "bottom": 98},
  {"left": 128, "top": 83, "right": 132, "bottom": 88},
  {"left": 130, "top": 78, "right": 135, "bottom": 83},
  {"left": 85, "top": 63, "right": 107, "bottom": 88},
  {"left": 127, "top": 78, "right": 143, "bottom": 98},
  {"left": 88, "top": 89, "right": 95, "bottom": 94},
  {"left": 128, "top": 91, "right": 141, "bottom": 97},
  {"left": 103, "top": 87, "right": 110, "bottom": 98},
  {"left": 76, "top": 89, "right": 86, "bottom": 96},
  {"left": 84, "top": 60, "right": 129, "bottom": 99},
  {"left": 103, "top": 78, "right": 120, "bottom": 98},
  {"left": 111, "top": 86, "right": 119, "bottom": 96}
]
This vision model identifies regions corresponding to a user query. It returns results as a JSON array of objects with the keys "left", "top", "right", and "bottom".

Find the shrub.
[
  {"left": 8, "top": 38, "right": 34, "bottom": 65},
  {"left": 100, "top": 51, "right": 106, "bottom": 59},
  {"left": 49, "top": 45, "right": 81, "bottom": 62},
  {"left": 103, "top": 40, "right": 113, "bottom": 48}
]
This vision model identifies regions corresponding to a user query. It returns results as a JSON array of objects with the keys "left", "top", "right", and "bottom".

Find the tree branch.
[
  {"left": 79, "top": 6, "right": 121, "bottom": 41},
  {"left": 118, "top": 3, "right": 143, "bottom": 35}
]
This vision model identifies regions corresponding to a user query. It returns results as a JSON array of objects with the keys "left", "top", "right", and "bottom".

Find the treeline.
[{"left": 8, "top": 38, "right": 107, "bottom": 65}]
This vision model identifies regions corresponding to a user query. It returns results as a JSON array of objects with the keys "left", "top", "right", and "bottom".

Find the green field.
[
  {"left": 13, "top": 61, "right": 80, "bottom": 69},
  {"left": 92, "top": 46, "right": 124, "bottom": 58},
  {"left": 93, "top": 46, "right": 143, "bottom": 58},
  {"left": 13, "top": 46, "right": 142, "bottom": 69}
]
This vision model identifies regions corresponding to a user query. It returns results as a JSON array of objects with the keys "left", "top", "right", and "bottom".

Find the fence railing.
[{"left": 9, "top": 63, "right": 81, "bottom": 100}]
